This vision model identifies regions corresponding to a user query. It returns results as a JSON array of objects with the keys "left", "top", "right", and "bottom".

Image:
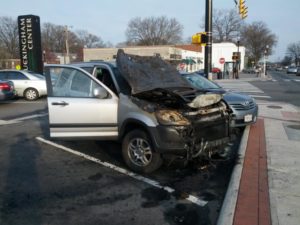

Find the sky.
[{"left": 1, "top": 0, "right": 299, "bottom": 61}]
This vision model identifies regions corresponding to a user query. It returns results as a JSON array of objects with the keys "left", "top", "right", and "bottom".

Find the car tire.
[
  {"left": 24, "top": 88, "right": 39, "bottom": 101},
  {"left": 122, "top": 129, "right": 162, "bottom": 174}
]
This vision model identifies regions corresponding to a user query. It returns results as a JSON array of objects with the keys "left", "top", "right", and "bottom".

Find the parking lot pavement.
[
  {"left": 0, "top": 97, "right": 47, "bottom": 120},
  {"left": 0, "top": 106, "right": 242, "bottom": 225},
  {"left": 217, "top": 102, "right": 300, "bottom": 225}
]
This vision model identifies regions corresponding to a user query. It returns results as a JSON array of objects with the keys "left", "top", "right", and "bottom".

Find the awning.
[{"left": 181, "top": 58, "right": 197, "bottom": 65}]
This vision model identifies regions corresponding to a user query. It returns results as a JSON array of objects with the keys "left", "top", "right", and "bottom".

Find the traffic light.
[
  {"left": 239, "top": 0, "right": 248, "bottom": 19},
  {"left": 191, "top": 32, "right": 207, "bottom": 46}
]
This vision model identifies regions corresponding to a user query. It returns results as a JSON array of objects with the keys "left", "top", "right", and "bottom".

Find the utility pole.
[
  {"left": 263, "top": 45, "right": 269, "bottom": 77},
  {"left": 64, "top": 25, "right": 70, "bottom": 64},
  {"left": 237, "top": 39, "right": 240, "bottom": 78},
  {"left": 204, "top": 0, "right": 212, "bottom": 79}
]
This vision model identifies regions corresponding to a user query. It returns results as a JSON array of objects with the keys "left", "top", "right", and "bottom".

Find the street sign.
[{"left": 219, "top": 57, "right": 225, "bottom": 64}]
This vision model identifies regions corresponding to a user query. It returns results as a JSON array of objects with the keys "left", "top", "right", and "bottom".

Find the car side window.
[
  {"left": 0, "top": 72, "right": 8, "bottom": 80},
  {"left": 7, "top": 72, "right": 28, "bottom": 80},
  {"left": 70, "top": 70, "right": 91, "bottom": 95},
  {"left": 49, "top": 67, "right": 109, "bottom": 98}
]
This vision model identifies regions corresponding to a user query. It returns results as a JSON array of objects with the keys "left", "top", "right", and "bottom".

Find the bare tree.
[
  {"left": 281, "top": 56, "right": 292, "bottom": 66},
  {"left": 126, "top": 16, "right": 183, "bottom": 45},
  {"left": 286, "top": 42, "right": 300, "bottom": 66},
  {"left": 240, "top": 21, "right": 277, "bottom": 63},
  {"left": 75, "top": 30, "right": 107, "bottom": 48},
  {"left": 201, "top": 9, "right": 242, "bottom": 42},
  {"left": 0, "top": 17, "right": 19, "bottom": 59},
  {"left": 42, "top": 23, "right": 69, "bottom": 53}
]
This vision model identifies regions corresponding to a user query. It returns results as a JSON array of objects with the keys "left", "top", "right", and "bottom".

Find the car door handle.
[{"left": 52, "top": 101, "right": 69, "bottom": 106}]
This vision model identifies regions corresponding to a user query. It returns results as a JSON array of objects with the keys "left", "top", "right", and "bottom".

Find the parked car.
[
  {"left": 0, "top": 80, "right": 16, "bottom": 100},
  {"left": 0, "top": 70, "right": 47, "bottom": 100},
  {"left": 286, "top": 66, "right": 298, "bottom": 74},
  {"left": 182, "top": 72, "right": 258, "bottom": 127},
  {"left": 43, "top": 49, "right": 232, "bottom": 173},
  {"left": 194, "top": 69, "right": 205, "bottom": 76},
  {"left": 275, "top": 67, "right": 283, "bottom": 71},
  {"left": 212, "top": 67, "right": 221, "bottom": 73},
  {"left": 297, "top": 67, "right": 300, "bottom": 76}
]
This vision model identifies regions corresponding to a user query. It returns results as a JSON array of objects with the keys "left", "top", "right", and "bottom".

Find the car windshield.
[
  {"left": 113, "top": 67, "right": 131, "bottom": 95},
  {"left": 183, "top": 73, "right": 221, "bottom": 89},
  {"left": 28, "top": 71, "right": 45, "bottom": 79}
]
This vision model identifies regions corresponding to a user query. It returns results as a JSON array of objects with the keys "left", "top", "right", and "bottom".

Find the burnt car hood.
[{"left": 116, "top": 49, "right": 192, "bottom": 95}]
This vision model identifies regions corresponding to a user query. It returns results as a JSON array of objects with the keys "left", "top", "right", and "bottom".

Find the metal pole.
[
  {"left": 264, "top": 45, "right": 269, "bottom": 76},
  {"left": 204, "top": 0, "right": 212, "bottom": 79},
  {"left": 263, "top": 53, "right": 266, "bottom": 78},
  {"left": 65, "top": 25, "right": 70, "bottom": 64},
  {"left": 237, "top": 40, "right": 240, "bottom": 78}
]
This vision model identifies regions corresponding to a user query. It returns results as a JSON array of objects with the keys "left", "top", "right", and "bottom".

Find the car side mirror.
[{"left": 93, "top": 87, "right": 108, "bottom": 99}]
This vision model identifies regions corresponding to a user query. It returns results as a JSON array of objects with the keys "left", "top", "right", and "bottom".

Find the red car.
[
  {"left": 212, "top": 67, "right": 221, "bottom": 73},
  {"left": 0, "top": 80, "right": 16, "bottom": 100}
]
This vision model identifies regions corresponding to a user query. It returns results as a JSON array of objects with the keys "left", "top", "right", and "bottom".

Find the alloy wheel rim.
[
  {"left": 128, "top": 138, "right": 152, "bottom": 167},
  {"left": 26, "top": 90, "right": 37, "bottom": 100}
]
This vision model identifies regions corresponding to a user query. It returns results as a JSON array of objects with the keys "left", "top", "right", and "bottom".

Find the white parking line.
[
  {"left": 36, "top": 136, "right": 208, "bottom": 207},
  {"left": 13, "top": 113, "right": 48, "bottom": 121},
  {"left": 0, "top": 101, "right": 45, "bottom": 104},
  {"left": 0, "top": 113, "right": 48, "bottom": 126},
  {"left": 0, "top": 120, "right": 21, "bottom": 125}
]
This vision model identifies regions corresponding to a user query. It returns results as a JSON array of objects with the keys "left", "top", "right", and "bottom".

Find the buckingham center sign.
[{"left": 18, "top": 15, "right": 43, "bottom": 74}]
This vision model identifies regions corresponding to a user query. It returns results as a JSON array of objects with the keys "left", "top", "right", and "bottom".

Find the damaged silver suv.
[{"left": 44, "top": 50, "right": 231, "bottom": 173}]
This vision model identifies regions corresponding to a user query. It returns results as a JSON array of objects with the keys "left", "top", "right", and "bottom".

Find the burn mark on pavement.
[
  {"left": 164, "top": 203, "right": 210, "bottom": 225},
  {"left": 141, "top": 187, "right": 171, "bottom": 208}
]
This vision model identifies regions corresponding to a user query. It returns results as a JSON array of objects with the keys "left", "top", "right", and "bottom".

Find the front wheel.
[
  {"left": 122, "top": 129, "right": 162, "bottom": 174},
  {"left": 24, "top": 88, "right": 39, "bottom": 101}
]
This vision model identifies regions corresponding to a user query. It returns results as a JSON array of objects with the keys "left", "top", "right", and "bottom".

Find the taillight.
[{"left": 0, "top": 83, "right": 11, "bottom": 91}]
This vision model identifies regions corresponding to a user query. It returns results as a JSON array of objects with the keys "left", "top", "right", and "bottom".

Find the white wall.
[{"left": 211, "top": 42, "right": 245, "bottom": 71}]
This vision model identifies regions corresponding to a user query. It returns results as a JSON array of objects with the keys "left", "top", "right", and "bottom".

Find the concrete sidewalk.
[{"left": 217, "top": 91, "right": 300, "bottom": 223}]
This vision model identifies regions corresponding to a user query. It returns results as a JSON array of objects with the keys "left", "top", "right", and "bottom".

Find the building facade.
[{"left": 83, "top": 43, "right": 245, "bottom": 73}]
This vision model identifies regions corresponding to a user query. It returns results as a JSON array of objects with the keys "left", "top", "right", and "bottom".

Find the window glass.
[
  {"left": 113, "top": 68, "right": 131, "bottom": 94},
  {"left": 81, "top": 67, "right": 94, "bottom": 74},
  {"left": 185, "top": 74, "right": 221, "bottom": 89},
  {"left": 49, "top": 67, "right": 108, "bottom": 98},
  {"left": 0, "top": 72, "right": 8, "bottom": 80},
  {"left": 70, "top": 70, "right": 91, "bottom": 94},
  {"left": 28, "top": 71, "right": 45, "bottom": 79},
  {"left": 7, "top": 72, "right": 28, "bottom": 80}
]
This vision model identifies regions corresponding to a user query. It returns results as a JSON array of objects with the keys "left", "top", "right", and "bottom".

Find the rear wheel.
[
  {"left": 122, "top": 129, "right": 162, "bottom": 173},
  {"left": 24, "top": 88, "right": 39, "bottom": 101}
]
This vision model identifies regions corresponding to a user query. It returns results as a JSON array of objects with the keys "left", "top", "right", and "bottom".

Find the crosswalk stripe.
[{"left": 215, "top": 80, "right": 271, "bottom": 99}]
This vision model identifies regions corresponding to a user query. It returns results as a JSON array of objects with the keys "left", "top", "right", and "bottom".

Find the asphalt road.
[
  {"left": 0, "top": 98, "right": 241, "bottom": 225},
  {"left": 250, "top": 70, "right": 300, "bottom": 107}
]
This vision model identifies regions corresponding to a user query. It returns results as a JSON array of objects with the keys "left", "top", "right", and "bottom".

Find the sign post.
[
  {"left": 18, "top": 15, "right": 43, "bottom": 74},
  {"left": 219, "top": 57, "right": 225, "bottom": 64}
]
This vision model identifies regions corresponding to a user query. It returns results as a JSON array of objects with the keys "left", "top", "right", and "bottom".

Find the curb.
[{"left": 216, "top": 125, "right": 250, "bottom": 225}]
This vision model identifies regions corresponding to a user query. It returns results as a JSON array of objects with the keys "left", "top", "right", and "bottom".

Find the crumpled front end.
[
  {"left": 179, "top": 100, "right": 231, "bottom": 161},
  {"left": 132, "top": 91, "right": 231, "bottom": 162}
]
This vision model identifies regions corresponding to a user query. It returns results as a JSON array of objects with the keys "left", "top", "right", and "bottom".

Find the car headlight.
[{"left": 155, "top": 110, "right": 190, "bottom": 126}]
